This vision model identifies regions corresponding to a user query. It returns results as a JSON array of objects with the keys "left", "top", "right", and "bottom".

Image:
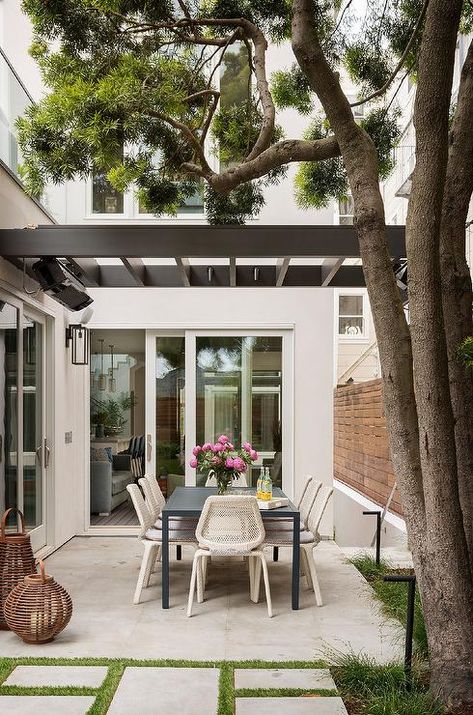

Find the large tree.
[{"left": 18, "top": 0, "right": 473, "bottom": 708}]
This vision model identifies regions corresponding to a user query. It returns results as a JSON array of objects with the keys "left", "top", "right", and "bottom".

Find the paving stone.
[
  {"left": 236, "top": 697, "right": 348, "bottom": 714},
  {"left": 107, "top": 667, "right": 219, "bottom": 714},
  {"left": 4, "top": 665, "right": 108, "bottom": 688},
  {"left": 0, "top": 696, "right": 95, "bottom": 714},
  {"left": 235, "top": 668, "right": 336, "bottom": 690}
]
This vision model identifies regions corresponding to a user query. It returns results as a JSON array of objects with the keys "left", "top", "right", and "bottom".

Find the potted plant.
[{"left": 91, "top": 394, "right": 136, "bottom": 437}]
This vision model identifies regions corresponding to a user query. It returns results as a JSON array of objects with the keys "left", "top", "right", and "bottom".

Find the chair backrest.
[
  {"left": 307, "top": 485, "right": 333, "bottom": 538},
  {"left": 138, "top": 477, "right": 162, "bottom": 521},
  {"left": 204, "top": 473, "right": 248, "bottom": 488},
  {"left": 196, "top": 495, "right": 264, "bottom": 555},
  {"left": 127, "top": 483, "right": 154, "bottom": 538},
  {"left": 144, "top": 474, "right": 166, "bottom": 513},
  {"left": 299, "top": 477, "right": 322, "bottom": 528},
  {"left": 296, "top": 475, "right": 312, "bottom": 509}
]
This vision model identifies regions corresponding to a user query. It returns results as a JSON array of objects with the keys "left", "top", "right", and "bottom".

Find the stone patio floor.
[{"left": 0, "top": 537, "right": 404, "bottom": 713}]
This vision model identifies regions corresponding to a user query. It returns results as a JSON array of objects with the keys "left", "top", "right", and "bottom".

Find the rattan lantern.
[
  {"left": 0, "top": 508, "right": 36, "bottom": 630},
  {"left": 4, "top": 560, "right": 73, "bottom": 643}
]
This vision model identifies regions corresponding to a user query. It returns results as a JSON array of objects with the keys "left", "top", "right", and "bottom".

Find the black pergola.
[{"left": 0, "top": 224, "right": 405, "bottom": 288}]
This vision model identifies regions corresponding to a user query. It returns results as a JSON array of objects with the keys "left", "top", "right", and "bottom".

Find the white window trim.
[{"left": 337, "top": 289, "right": 370, "bottom": 343}]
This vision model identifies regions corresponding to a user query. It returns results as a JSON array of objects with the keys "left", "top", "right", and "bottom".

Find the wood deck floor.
[{"left": 90, "top": 500, "right": 138, "bottom": 526}]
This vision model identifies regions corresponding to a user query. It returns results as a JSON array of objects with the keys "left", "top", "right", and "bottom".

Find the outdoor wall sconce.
[
  {"left": 108, "top": 344, "right": 116, "bottom": 392},
  {"left": 65, "top": 324, "right": 89, "bottom": 365}
]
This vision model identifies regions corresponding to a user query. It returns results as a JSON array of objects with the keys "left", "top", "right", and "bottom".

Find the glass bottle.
[
  {"left": 256, "top": 466, "right": 264, "bottom": 500},
  {"left": 261, "top": 467, "right": 273, "bottom": 501}
]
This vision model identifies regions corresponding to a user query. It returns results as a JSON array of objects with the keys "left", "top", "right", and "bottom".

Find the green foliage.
[
  {"left": 294, "top": 118, "right": 348, "bottom": 210},
  {"left": 271, "top": 65, "right": 313, "bottom": 115},
  {"left": 458, "top": 337, "right": 473, "bottom": 368},
  {"left": 360, "top": 108, "right": 401, "bottom": 179},
  {"left": 345, "top": 41, "right": 392, "bottom": 95},
  {"left": 331, "top": 651, "right": 443, "bottom": 715},
  {"left": 205, "top": 182, "right": 265, "bottom": 224}
]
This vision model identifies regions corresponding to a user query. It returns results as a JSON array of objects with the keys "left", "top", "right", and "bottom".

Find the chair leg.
[
  {"left": 258, "top": 553, "right": 273, "bottom": 618},
  {"left": 197, "top": 555, "right": 205, "bottom": 603},
  {"left": 152, "top": 545, "right": 162, "bottom": 573},
  {"left": 201, "top": 554, "right": 209, "bottom": 590},
  {"left": 187, "top": 552, "right": 201, "bottom": 617},
  {"left": 300, "top": 547, "right": 313, "bottom": 590},
  {"left": 134, "top": 542, "right": 156, "bottom": 605},
  {"left": 250, "top": 555, "right": 262, "bottom": 603},
  {"left": 305, "top": 546, "right": 323, "bottom": 606}
]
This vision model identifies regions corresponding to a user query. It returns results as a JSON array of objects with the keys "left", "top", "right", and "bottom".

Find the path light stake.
[
  {"left": 383, "top": 574, "right": 416, "bottom": 691},
  {"left": 363, "top": 510, "right": 382, "bottom": 565}
]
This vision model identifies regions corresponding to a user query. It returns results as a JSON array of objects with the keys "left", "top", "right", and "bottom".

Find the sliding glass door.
[
  {"left": 0, "top": 299, "right": 48, "bottom": 550},
  {"left": 146, "top": 330, "right": 292, "bottom": 496}
]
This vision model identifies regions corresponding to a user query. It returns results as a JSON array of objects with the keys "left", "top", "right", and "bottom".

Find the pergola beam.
[
  {"left": 119, "top": 257, "right": 146, "bottom": 286},
  {"left": 321, "top": 258, "right": 344, "bottom": 286},
  {"left": 0, "top": 224, "right": 405, "bottom": 259},
  {"left": 276, "top": 258, "right": 290, "bottom": 287},
  {"left": 175, "top": 257, "right": 191, "bottom": 287}
]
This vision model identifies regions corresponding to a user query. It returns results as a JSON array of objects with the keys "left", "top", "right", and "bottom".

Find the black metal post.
[
  {"left": 176, "top": 545, "right": 182, "bottom": 561},
  {"left": 384, "top": 574, "right": 416, "bottom": 690},
  {"left": 273, "top": 546, "right": 279, "bottom": 562},
  {"left": 363, "top": 510, "right": 382, "bottom": 565}
]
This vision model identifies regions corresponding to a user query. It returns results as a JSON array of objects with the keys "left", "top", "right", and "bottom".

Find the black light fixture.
[
  {"left": 65, "top": 324, "right": 89, "bottom": 365},
  {"left": 108, "top": 344, "right": 116, "bottom": 392},
  {"left": 98, "top": 338, "right": 106, "bottom": 390}
]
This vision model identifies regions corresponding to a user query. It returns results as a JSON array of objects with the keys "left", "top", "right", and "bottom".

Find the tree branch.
[
  {"left": 146, "top": 110, "right": 214, "bottom": 177},
  {"left": 351, "top": 0, "right": 430, "bottom": 108}
]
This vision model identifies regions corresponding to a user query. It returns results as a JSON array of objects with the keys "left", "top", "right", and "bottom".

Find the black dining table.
[{"left": 160, "top": 486, "right": 301, "bottom": 610}]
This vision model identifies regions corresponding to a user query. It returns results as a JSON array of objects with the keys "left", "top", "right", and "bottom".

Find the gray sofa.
[{"left": 90, "top": 454, "right": 134, "bottom": 516}]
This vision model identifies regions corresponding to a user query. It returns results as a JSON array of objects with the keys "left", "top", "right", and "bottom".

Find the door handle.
[
  {"left": 146, "top": 434, "right": 152, "bottom": 462},
  {"left": 44, "top": 439, "right": 50, "bottom": 468},
  {"left": 36, "top": 444, "right": 43, "bottom": 465}
]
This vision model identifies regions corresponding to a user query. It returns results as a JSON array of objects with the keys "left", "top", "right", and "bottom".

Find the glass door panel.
[
  {"left": 195, "top": 336, "right": 283, "bottom": 487},
  {"left": 22, "top": 315, "right": 44, "bottom": 534},
  {"left": 155, "top": 336, "right": 185, "bottom": 496},
  {"left": 0, "top": 301, "right": 19, "bottom": 523}
]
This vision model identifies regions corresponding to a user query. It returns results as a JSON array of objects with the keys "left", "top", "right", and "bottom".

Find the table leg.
[
  {"left": 162, "top": 514, "right": 170, "bottom": 609},
  {"left": 292, "top": 513, "right": 300, "bottom": 610}
]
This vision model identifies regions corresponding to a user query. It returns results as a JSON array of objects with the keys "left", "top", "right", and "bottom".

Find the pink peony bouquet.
[{"left": 189, "top": 435, "right": 258, "bottom": 494}]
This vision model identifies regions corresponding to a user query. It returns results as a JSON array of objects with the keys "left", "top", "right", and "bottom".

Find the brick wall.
[{"left": 334, "top": 379, "right": 403, "bottom": 516}]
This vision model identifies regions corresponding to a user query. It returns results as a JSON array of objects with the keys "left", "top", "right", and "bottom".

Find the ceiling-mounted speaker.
[{"left": 32, "top": 258, "right": 94, "bottom": 312}]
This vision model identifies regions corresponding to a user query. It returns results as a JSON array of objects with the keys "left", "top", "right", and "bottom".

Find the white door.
[
  {"left": 0, "top": 298, "right": 49, "bottom": 551},
  {"left": 145, "top": 330, "right": 293, "bottom": 496},
  {"left": 22, "top": 310, "right": 48, "bottom": 551}
]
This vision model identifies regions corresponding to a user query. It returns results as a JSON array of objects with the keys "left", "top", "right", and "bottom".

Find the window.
[
  {"left": 338, "top": 195, "right": 354, "bottom": 225},
  {"left": 338, "top": 295, "right": 365, "bottom": 337},
  {"left": 92, "top": 169, "right": 124, "bottom": 214}
]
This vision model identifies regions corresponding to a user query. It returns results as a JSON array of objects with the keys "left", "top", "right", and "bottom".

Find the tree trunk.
[
  {"left": 405, "top": 0, "right": 473, "bottom": 703},
  {"left": 440, "top": 39, "right": 473, "bottom": 569},
  {"left": 291, "top": 0, "right": 473, "bottom": 706}
]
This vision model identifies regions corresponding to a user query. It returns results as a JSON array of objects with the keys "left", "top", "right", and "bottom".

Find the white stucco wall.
[{"left": 87, "top": 286, "right": 335, "bottom": 533}]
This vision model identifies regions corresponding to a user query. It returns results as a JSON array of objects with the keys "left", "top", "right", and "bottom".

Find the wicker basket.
[
  {"left": 4, "top": 560, "right": 73, "bottom": 644},
  {"left": 0, "top": 508, "right": 36, "bottom": 630}
]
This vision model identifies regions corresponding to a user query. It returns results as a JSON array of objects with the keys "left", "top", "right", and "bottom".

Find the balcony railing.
[
  {"left": 0, "top": 47, "right": 33, "bottom": 181},
  {"left": 388, "top": 145, "right": 416, "bottom": 199}
]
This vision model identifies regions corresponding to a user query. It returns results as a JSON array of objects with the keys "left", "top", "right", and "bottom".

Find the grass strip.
[
  {"left": 0, "top": 656, "right": 328, "bottom": 669},
  {"left": 87, "top": 663, "right": 125, "bottom": 715},
  {"left": 217, "top": 662, "right": 234, "bottom": 715},
  {"left": 0, "top": 685, "right": 97, "bottom": 696}
]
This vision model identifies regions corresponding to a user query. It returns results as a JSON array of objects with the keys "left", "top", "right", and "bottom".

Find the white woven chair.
[
  {"left": 127, "top": 483, "right": 197, "bottom": 605},
  {"left": 258, "top": 485, "right": 333, "bottom": 607},
  {"left": 264, "top": 476, "right": 322, "bottom": 533},
  {"left": 187, "top": 495, "right": 273, "bottom": 618},
  {"left": 205, "top": 473, "right": 248, "bottom": 487}
]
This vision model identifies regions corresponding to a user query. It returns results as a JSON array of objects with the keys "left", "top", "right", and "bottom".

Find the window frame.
[{"left": 337, "top": 290, "right": 369, "bottom": 342}]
